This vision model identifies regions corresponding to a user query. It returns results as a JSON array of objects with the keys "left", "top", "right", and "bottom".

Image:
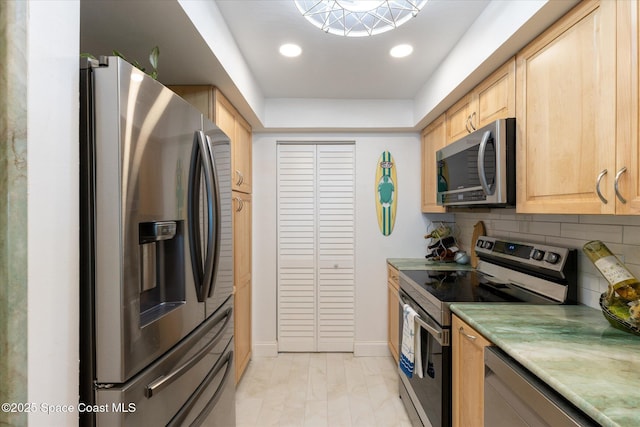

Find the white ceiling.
[
  {"left": 80, "top": 0, "right": 577, "bottom": 131},
  {"left": 213, "top": 0, "right": 490, "bottom": 100}
]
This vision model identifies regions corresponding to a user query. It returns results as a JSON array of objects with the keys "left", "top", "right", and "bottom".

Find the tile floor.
[{"left": 235, "top": 353, "right": 412, "bottom": 427}]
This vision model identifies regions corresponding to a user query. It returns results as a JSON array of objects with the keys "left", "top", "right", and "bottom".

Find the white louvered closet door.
[{"left": 277, "top": 144, "right": 355, "bottom": 352}]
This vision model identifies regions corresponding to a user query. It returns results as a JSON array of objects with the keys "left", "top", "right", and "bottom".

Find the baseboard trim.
[
  {"left": 252, "top": 341, "right": 278, "bottom": 357},
  {"left": 354, "top": 341, "right": 391, "bottom": 357},
  {"left": 252, "top": 341, "right": 391, "bottom": 357}
]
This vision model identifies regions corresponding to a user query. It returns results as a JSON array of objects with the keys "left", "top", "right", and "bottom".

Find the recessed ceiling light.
[
  {"left": 390, "top": 44, "right": 414, "bottom": 58},
  {"left": 279, "top": 43, "right": 302, "bottom": 58}
]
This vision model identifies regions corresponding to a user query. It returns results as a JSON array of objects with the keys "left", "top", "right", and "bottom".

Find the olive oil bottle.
[{"left": 583, "top": 240, "right": 640, "bottom": 301}]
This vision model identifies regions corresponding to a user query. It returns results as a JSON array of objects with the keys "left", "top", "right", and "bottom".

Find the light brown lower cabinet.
[
  {"left": 387, "top": 263, "right": 400, "bottom": 363},
  {"left": 452, "top": 314, "right": 493, "bottom": 427},
  {"left": 233, "top": 192, "right": 251, "bottom": 383}
]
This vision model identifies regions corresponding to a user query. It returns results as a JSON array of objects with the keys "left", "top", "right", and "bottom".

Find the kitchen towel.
[{"left": 400, "top": 303, "right": 423, "bottom": 379}]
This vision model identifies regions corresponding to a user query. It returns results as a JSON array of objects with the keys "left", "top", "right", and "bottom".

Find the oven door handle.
[
  {"left": 415, "top": 315, "right": 449, "bottom": 347},
  {"left": 399, "top": 294, "right": 449, "bottom": 346}
]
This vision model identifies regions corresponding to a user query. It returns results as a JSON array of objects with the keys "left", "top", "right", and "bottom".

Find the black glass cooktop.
[{"left": 400, "top": 269, "right": 554, "bottom": 304}]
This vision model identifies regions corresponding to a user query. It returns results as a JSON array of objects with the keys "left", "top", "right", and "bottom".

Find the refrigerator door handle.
[
  {"left": 204, "top": 135, "right": 222, "bottom": 298},
  {"left": 167, "top": 349, "right": 234, "bottom": 427},
  {"left": 144, "top": 306, "right": 232, "bottom": 398},
  {"left": 187, "top": 130, "right": 216, "bottom": 302}
]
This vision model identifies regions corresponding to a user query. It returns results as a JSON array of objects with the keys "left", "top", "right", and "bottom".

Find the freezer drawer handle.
[
  {"left": 167, "top": 350, "right": 234, "bottom": 427},
  {"left": 144, "top": 307, "right": 232, "bottom": 398}
]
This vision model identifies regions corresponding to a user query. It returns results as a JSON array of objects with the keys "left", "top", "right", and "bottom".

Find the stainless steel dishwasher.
[{"left": 484, "top": 347, "right": 598, "bottom": 427}]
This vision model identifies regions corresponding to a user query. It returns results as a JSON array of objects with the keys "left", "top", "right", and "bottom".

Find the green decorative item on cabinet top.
[{"left": 81, "top": 46, "right": 160, "bottom": 79}]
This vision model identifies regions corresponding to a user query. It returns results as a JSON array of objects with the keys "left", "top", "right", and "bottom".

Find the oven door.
[{"left": 398, "top": 290, "right": 451, "bottom": 427}]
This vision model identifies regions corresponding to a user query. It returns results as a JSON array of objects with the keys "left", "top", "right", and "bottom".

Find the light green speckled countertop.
[
  {"left": 450, "top": 303, "right": 640, "bottom": 427},
  {"left": 387, "top": 258, "right": 473, "bottom": 271}
]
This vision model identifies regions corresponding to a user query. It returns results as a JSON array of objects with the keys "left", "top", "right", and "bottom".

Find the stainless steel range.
[{"left": 397, "top": 236, "right": 577, "bottom": 427}]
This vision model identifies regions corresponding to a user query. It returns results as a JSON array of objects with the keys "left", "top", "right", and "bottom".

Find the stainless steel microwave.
[{"left": 436, "top": 118, "right": 516, "bottom": 207}]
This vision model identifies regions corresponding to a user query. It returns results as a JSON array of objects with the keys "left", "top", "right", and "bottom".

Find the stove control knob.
[
  {"left": 476, "top": 239, "right": 484, "bottom": 248},
  {"left": 545, "top": 252, "right": 561, "bottom": 264},
  {"left": 483, "top": 241, "right": 494, "bottom": 250},
  {"left": 531, "top": 249, "right": 545, "bottom": 261}
]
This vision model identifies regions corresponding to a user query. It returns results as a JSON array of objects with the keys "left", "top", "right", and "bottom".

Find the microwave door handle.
[{"left": 477, "top": 130, "right": 495, "bottom": 196}]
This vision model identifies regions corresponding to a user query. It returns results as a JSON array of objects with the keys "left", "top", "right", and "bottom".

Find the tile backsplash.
[{"left": 444, "top": 210, "right": 640, "bottom": 309}]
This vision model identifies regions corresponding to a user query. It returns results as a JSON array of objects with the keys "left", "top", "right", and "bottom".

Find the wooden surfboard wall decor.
[{"left": 375, "top": 151, "right": 397, "bottom": 236}]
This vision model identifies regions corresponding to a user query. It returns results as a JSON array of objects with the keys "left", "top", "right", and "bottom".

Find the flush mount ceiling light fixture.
[
  {"left": 280, "top": 43, "right": 302, "bottom": 57},
  {"left": 294, "top": 0, "right": 428, "bottom": 37},
  {"left": 389, "top": 43, "right": 413, "bottom": 58}
]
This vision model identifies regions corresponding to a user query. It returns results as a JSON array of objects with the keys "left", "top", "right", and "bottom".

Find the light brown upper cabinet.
[
  {"left": 169, "top": 86, "right": 252, "bottom": 194},
  {"left": 214, "top": 91, "right": 252, "bottom": 194},
  {"left": 421, "top": 114, "right": 447, "bottom": 213},
  {"left": 516, "top": 0, "right": 622, "bottom": 214},
  {"left": 615, "top": 0, "right": 640, "bottom": 214},
  {"left": 446, "top": 58, "right": 515, "bottom": 144}
]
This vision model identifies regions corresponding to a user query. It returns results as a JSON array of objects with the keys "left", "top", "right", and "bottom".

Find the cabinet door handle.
[
  {"left": 235, "top": 170, "right": 244, "bottom": 186},
  {"left": 465, "top": 116, "right": 472, "bottom": 133},
  {"left": 615, "top": 167, "right": 628, "bottom": 204},
  {"left": 596, "top": 169, "right": 608, "bottom": 204},
  {"left": 234, "top": 197, "right": 244, "bottom": 212},
  {"left": 469, "top": 112, "right": 477, "bottom": 131},
  {"left": 459, "top": 326, "right": 477, "bottom": 341}
]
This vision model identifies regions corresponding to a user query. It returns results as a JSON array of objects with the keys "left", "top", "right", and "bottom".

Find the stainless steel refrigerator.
[{"left": 80, "top": 56, "right": 235, "bottom": 426}]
